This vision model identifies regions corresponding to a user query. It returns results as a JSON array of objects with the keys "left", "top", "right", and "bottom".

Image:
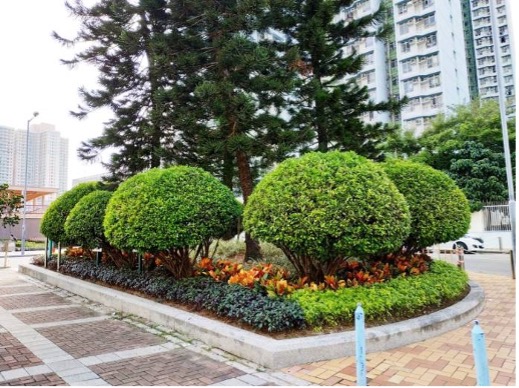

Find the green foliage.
[
  {"left": 0, "top": 183, "right": 23, "bottom": 228},
  {"left": 446, "top": 141, "right": 510, "bottom": 211},
  {"left": 104, "top": 166, "right": 242, "bottom": 252},
  {"left": 415, "top": 100, "right": 515, "bottom": 209},
  {"left": 104, "top": 165, "right": 242, "bottom": 277},
  {"left": 40, "top": 182, "right": 99, "bottom": 243},
  {"left": 244, "top": 151, "right": 411, "bottom": 281},
  {"left": 60, "top": 259, "right": 306, "bottom": 332},
  {"left": 289, "top": 260, "right": 468, "bottom": 327},
  {"left": 65, "top": 190, "right": 112, "bottom": 248},
  {"left": 382, "top": 159, "right": 470, "bottom": 251},
  {"left": 272, "top": 0, "right": 404, "bottom": 155}
]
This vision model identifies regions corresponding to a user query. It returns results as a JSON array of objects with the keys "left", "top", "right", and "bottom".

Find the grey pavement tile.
[
  {"left": 235, "top": 374, "right": 269, "bottom": 385},
  {"left": 24, "top": 365, "right": 53, "bottom": 376},
  {"left": 72, "top": 378, "right": 111, "bottom": 386},
  {"left": 96, "top": 353, "right": 123, "bottom": 363},
  {"left": 77, "top": 356, "right": 103, "bottom": 366},
  {"left": 47, "top": 359, "right": 85, "bottom": 372},
  {"left": 212, "top": 377, "right": 251, "bottom": 386},
  {"left": 59, "top": 367, "right": 96, "bottom": 377},
  {"left": 40, "top": 354, "right": 75, "bottom": 363},
  {"left": 63, "top": 371, "right": 102, "bottom": 383},
  {"left": 1, "top": 368, "right": 30, "bottom": 381}
]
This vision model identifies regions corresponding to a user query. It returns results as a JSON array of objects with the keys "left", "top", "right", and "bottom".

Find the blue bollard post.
[
  {"left": 472, "top": 320, "right": 491, "bottom": 386},
  {"left": 355, "top": 303, "right": 367, "bottom": 386}
]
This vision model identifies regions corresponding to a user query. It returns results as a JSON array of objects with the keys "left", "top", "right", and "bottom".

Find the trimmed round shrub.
[
  {"left": 40, "top": 182, "right": 99, "bottom": 244},
  {"left": 65, "top": 190, "right": 135, "bottom": 268},
  {"left": 104, "top": 166, "right": 242, "bottom": 277},
  {"left": 382, "top": 159, "right": 471, "bottom": 251},
  {"left": 65, "top": 190, "right": 112, "bottom": 249},
  {"left": 243, "top": 151, "right": 411, "bottom": 282}
]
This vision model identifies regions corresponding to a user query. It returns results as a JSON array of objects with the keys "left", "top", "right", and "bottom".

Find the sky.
[
  {"left": 0, "top": 0, "right": 518, "bottom": 188},
  {"left": 0, "top": 0, "right": 111, "bottom": 187}
]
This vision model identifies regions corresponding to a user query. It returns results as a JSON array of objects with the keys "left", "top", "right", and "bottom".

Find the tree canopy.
[
  {"left": 414, "top": 99, "right": 515, "bottom": 211},
  {"left": 0, "top": 184, "right": 23, "bottom": 229}
]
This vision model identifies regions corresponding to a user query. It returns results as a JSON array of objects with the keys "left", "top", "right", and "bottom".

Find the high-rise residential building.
[
  {"left": 342, "top": 0, "right": 513, "bottom": 135},
  {"left": 0, "top": 123, "right": 69, "bottom": 196},
  {"left": 464, "top": 0, "right": 515, "bottom": 115},
  {"left": 394, "top": 0, "right": 471, "bottom": 134}
]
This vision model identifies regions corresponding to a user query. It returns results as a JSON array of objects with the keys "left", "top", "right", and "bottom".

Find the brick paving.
[
  {"left": 0, "top": 293, "right": 70, "bottom": 310},
  {"left": 90, "top": 348, "right": 245, "bottom": 385},
  {"left": 0, "top": 333, "right": 43, "bottom": 372},
  {"left": 0, "top": 286, "right": 42, "bottom": 296},
  {"left": 0, "top": 373, "right": 67, "bottom": 386},
  {"left": 283, "top": 272, "right": 516, "bottom": 386},
  {"left": 13, "top": 306, "right": 102, "bottom": 325},
  {"left": 0, "top": 264, "right": 515, "bottom": 386},
  {"left": 36, "top": 320, "right": 167, "bottom": 358}
]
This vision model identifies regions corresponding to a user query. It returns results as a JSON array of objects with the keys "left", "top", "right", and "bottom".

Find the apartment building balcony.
[
  {"left": 395, "top": 0, "right": 435, "bottom": 21},
  {"left": 399, "top": 38, "right": 438, "bottom": 60},
  {"left": 471, "top": 0, "right": 489, "bottom": 10},
  {"left": 472, "top": 16, "right": 491, "bottom": 28}
]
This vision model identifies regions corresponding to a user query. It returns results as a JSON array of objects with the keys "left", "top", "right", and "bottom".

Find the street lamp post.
[
  {"left": 21, "top": 111, "right": 39, "bottom": 256},
  {"left": 489, "top": 0, "right": 516, "bottom": 266}
]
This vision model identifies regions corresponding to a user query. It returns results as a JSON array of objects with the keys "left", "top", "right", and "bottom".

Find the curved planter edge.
[{"left": 18, "top": 264, "right": 484, "bottom": 369}]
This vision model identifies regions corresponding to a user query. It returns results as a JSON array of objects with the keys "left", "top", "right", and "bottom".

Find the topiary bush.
[
  {"left": 64, "top": 190, "right": 134, "bottom": 268},
  {"left": 382, "top": 159, "right": 471, "bottom": 253},
  {"left": 65, "top": 190, "right": 112, "bottom": 249},
  {"left": 104, "top": 166, "right": 242, "bottom": 278},
  {"left": 243, "top": 151, "right": 411, "bottom": 282},
  {"left": 40, "top": 182, "right": 99, "bottom": 244}
]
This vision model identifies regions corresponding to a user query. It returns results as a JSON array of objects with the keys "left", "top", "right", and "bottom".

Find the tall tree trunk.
[
  {"left": 236, "top": 149, "right": 262, "bottom": 261},
  {"left": 140, "top": 9, "right": 162, "bottom": 169},
  {"left": 222, "top": 147, "right": 234, "bottom": 189}
]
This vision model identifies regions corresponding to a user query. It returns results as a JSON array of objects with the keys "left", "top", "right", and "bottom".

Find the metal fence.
[{"left": 482, "top": 202, "right": 512, "bottom": 231}]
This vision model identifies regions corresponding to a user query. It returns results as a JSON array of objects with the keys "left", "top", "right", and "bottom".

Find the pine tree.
[
  {"left": 174, "top": 0, "right": 301, "bottom": 260},
  {"left": 54, "top": 0, "right": 186, "bottom": 182},
  {"left": 271, "top": 0, "right": 403, "bottom": 156}
]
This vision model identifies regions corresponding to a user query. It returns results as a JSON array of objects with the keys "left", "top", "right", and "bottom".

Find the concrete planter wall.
[{"left": 19, "top": 264, "right": 484, "bottom": 369}]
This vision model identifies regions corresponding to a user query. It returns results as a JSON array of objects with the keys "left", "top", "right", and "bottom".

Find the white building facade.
[
  {"left": 468, "top": 0, "right": 515, "bottom": 114},
  {"left": 393, "top": 0, "right": 471, "bottom": 134},
  {"left": 343, "top": 0, "right": 514, "bottom": 135},
  {"left": 0, "top": 123, "right": 69, "bottom": 197}
]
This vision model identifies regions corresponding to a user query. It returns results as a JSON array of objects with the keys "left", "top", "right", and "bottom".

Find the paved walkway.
[
  {"left": 283, "top": 272, "right": 516, "bottom": 386},
  {"left": 0, "top": 262, "right": 516, "bottom": 386},
  {"left": 0, "top": 266, "right": 308, "bottom": 386}
]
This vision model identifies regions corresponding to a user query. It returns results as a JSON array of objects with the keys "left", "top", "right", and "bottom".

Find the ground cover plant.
[{"left": 34, "top": 252, "right": 468, "bottom": 334}]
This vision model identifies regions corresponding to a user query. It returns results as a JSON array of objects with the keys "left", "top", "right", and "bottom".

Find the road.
[{"left": 432, "top": 251, "right": 515, "bottom": 278}]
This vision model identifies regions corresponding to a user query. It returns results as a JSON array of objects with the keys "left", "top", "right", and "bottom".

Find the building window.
[
  {"left": 425, "top": 34, "right": 437, "bottom": 48},
  {"left": 423, "top": 14, "right": 436, "bottom": 27}
]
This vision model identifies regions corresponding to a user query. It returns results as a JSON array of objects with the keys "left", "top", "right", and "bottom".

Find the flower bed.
[{"left": 35, "top": 254, "right": 468, "bottom": 334}]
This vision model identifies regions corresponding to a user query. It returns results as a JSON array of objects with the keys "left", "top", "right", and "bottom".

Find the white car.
[{"left": 434, "top": 234, "right": 485, "bottom": 254}]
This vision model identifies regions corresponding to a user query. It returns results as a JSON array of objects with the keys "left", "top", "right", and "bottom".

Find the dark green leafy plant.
[
  {"left": 244, "top": 151, "right": 411, "bottom": 282},
  {"left": 65, "top": 190, "right": 112, "bottom": 249},
  {"left": 40, "top": 182, "right": 99, "bottom": 244},
  {"left": 59, "top": 259, "right": 305, "bottom": 332},
  {"left": 104, "top": 166, "right": 242, "bottom": 278},
  {"left": 382, "top": 159, "right": 471, "bottom": 253}
]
